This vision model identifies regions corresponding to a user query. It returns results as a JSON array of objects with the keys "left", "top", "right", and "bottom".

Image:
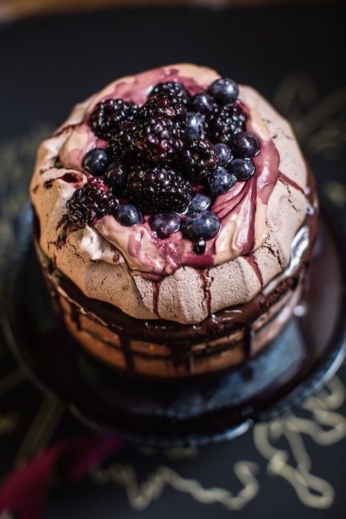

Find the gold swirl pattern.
[
  {"left": 0, "top": 414, "right": 18, "bottom": 436},
  {"left": 91, "top": 460, "right": 260, "bottom": 511},
  {"left": 273, "top": 74, "right": 346, "bottom": 160},
  {"left": 90, "top": 376, "right": 346, "bottom": 512},
  {"left": 254, "top": 377, "right": 346, "bottom": 509}
]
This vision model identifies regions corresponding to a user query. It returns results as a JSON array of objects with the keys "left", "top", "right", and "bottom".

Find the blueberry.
[
  {"left": 115, "top": 204, "right": 142, "bottom": 226},
  {"left": 208, "top": 78, "right": 239, "bottom": 105},
  {"left": 214, "top": 143, "right": 233, "bottom": 167},
  {"left": 82, "top": 148, "right": 111, "bottom": 176},
  {"left": 193, "top": 238, "right": 206, "bottom": 254},
  {"left": 228, "top": 158, "right": 255, "bottom": 181},
  {"left": 192, "top": 92, "right": 214, "bottom": 114},
  {"left": 232, "top": 132, "right": 259, "bottom": 158},
  {"left": 182, "top": 211, "right": 220, "bottom": 241},
  {"left": 186, "top": 112, "right": 205, "bottom": 138},
  {"left": 207, "top": 167, "right": 236, "bottom": 197},
  {"left": 149, "top": 213, "right": 181, "bottom": 238},
  {"left": 105, "top": 162, "right": 127, "bottom": 193},
  {"left": 188, "top": 194, "right": 211, "bottom": 213}
]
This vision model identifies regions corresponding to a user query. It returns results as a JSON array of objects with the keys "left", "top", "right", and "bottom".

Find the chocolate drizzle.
[
  {"left": 167, "top": 342, "right": 194, "bottom": 373},
  {"left": 120, "top": 336, "right": 135, "bottom": 373},
  {"left": 70, "top": 302, "right": 82, "bottom": 331},
  {"left": 199, "top": 269, "right": 212, "bottom": 315},
  {"left": 152, "top": 281, "right": 162, "bottom": 318}
]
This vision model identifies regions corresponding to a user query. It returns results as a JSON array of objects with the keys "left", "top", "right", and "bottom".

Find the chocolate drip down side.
[{"left": 34, "top": 171, "right": 318, "bottom": 377}]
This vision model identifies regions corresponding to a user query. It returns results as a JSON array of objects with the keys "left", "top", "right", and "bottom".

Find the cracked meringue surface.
[{"left": 31, "top": 64, "right": 311, "bottom": 325}]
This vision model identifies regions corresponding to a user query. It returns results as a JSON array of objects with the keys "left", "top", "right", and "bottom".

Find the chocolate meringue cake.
[{"left": 30, "top": 64, "right": 318, "bottom": 379}]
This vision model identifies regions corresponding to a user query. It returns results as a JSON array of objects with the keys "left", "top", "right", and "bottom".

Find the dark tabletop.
[{"left": 0, "top": 3, "right": 346, "bottom": 518}]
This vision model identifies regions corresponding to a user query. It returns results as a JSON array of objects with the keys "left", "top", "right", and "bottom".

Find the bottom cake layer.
[
  {"left": 62, "top": 279, "right": 303, "bottom": 377},
  {"left": 36, "top": 235, "right": 307, "bottom": 378}
]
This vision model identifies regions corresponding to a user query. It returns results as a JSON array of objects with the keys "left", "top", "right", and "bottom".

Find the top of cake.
[{"left": 30, "top": 64, "right": 312, "bottom": 324}]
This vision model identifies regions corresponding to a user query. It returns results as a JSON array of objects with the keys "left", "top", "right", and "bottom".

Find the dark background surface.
[{"left": 0, "top": 3, "right": 346, "bottom": 518}]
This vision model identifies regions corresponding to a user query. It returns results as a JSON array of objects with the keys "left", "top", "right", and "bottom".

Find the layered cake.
[{"left": 30, "top": 64, "right": 318, "bottom": 379}]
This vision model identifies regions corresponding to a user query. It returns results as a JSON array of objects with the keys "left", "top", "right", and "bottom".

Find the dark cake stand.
[{"left": 2, "top": 206, "right": 346, "bottom": 447}]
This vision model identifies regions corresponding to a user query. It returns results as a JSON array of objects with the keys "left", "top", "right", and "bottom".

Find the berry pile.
[{"left": 66, "top": 77, "right": 260, "bottom": 253}]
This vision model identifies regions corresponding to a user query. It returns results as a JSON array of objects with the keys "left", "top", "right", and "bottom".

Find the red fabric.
[{"left": 0, "top": 434, "right": 122, "bottom": 519}]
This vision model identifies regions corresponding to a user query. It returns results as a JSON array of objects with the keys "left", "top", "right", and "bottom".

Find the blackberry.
[
  {"left": 207, "top": 104, "right": 246, "bottom": 144},
  {"left": 85, "top": 180, "right": 118, "bottom": 215},
  {"left": 108, "top": 120, "right": 137, "bottom": 160},
  {"left": 126, "top": 165, "right": 192, "bottom": 213},
  {"left": 149, "top": 81, "right": 191, "bottom": 105},
  {"left": 105, "top": 162, "right": 128, "bottom": 193},
  {"left": 66, "top": 190, "right": 88, "bottom": 227},
  {"left": 185, "top": 112, "right": 205, "bottom": 139},
  {"left": 139, "top": 94, "right": 186, "bottom": 122},
  {"left": 180, "top": 137, "right": 217, "bottom": 182},
  {"left": 87, "top": 176, "right": 110, "bottom": 193},
  {"left": 66, "top": 180, "right": 118, "bottom": 227},
  {"left": 89, "top": 99, "right": 137, "bottom": 139},
  {"left": 132, "top": 116, "right": 182, "bottom": 161}
]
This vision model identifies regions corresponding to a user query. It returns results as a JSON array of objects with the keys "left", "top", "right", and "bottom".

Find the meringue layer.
[{"left": 30, "top": 64, "right": 311, "bottom": 324}]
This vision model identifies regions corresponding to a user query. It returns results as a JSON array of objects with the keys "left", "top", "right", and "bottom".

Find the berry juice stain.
[
  {"left": 278, "top": 171, "right": 305, "bottom": 196},
  {"left": 59, "top": 172, "right": 81, "bottom": 183},
  {"left": 199, "top": 269, "right": 212, "bottom": 315},
  {"left": 246, "top": 255, "right": 264, "bottom": 287}
]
